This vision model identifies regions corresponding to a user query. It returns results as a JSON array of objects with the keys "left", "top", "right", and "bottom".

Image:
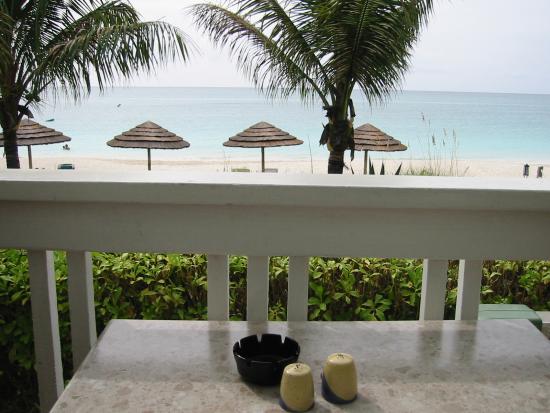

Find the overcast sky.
[{"left": 125, "top": 0, "right": 550, "bottom": 94}]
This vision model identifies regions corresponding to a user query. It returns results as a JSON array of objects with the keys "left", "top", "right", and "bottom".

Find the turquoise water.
[{"left": 30, "top": 87, "right": 550, "bottom": 161}]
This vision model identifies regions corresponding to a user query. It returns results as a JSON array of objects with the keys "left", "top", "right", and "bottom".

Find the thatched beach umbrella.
[
  {"left": 224, "top": 122, "right": 303, "bottom": 172},
  {"left": 0, "top": 119, "right": 71, "bottom": 169},
  {"left": 354, "top": 123, "right": 407, "bottom": 174},
  {"left": 107, "top": 121, "right": 190, "bottom": 170}
]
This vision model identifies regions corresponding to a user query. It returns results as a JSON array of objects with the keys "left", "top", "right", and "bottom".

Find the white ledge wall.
[{"left": 1, "top": 171, "right": 550, "bottom": 260}]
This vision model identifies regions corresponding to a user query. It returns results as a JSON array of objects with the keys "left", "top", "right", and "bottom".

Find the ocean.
[{"left": 29, "top": 87, "right": 550, "bottom": 162}]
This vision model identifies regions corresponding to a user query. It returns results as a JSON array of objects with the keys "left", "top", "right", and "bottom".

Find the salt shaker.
[
  {"left": 279, "top": 363, "right": 314, "bottom": 412},
  {"left": 321, "top": 353, "right": 357, "bottom": 404}
]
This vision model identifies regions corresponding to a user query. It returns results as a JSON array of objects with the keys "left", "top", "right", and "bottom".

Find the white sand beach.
[{"left": 1, "top": 155, "right": 548, "bottom": 178}]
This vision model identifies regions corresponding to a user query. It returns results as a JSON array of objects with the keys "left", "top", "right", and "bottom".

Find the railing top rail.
[{"left": 1, "top": 171, "right": 549, "bottom": 212}]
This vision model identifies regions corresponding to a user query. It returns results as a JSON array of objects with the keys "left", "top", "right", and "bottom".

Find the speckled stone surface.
[{"left": 52, "top": 320, "right": 550, "bottom": 413}]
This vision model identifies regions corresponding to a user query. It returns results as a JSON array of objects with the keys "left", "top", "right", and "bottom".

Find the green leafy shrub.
[{"left": 1, "top": 250, "right": 548, "bottom": 412}]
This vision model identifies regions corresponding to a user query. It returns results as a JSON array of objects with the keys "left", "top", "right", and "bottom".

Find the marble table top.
[{"left": 52, "top": 320, "right": 550, "bottom": 413}]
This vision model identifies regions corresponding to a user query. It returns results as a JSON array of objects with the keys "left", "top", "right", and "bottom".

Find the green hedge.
[{"left": 1, "top": 250, "right": 549, "bottom": 412}]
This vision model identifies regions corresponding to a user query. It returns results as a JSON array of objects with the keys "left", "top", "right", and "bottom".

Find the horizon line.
[{"left": 89, "top": 85, "right": 550, "bottom": 97}]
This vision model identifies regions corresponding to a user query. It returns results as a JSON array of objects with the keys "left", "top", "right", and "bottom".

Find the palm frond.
[
  {"left": 1, "top": 0, "right": 190, "bottom": 108},
  {"left": 41, "top": 27, "right": 187, "bottom": 100},
  {"left": 31, "top": 1, "right": 190, "bottom": 101},
  {"left": 193, "top": 0, "right": 433, "bottom": 109},
  {"left": 230, "top": 0, "right": 332, "bottom": 96},
  {"left": 191, "top": 2, "right": 328, "bottom": 104},
  {"left": 0, "top": 10, "right": 13, "bottom": 67},
  {"left": 322, "top": 0, "right": 434, "bottom": 103}
]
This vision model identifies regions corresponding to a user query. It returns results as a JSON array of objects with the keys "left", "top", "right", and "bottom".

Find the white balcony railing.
[{"left": 1, "top": 171, "right": 549, "bottom": 412}]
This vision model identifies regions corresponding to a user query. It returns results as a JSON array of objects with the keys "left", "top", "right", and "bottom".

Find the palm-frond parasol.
[
  {"left": 0, "top": 119, "right": 71, "bottom": 169},
  {"left": 224, "top": 122, "right": 302, "bottom": 172},
  {"left": 354, "top": 124, "right": 407, "bottom": 174},
  {"left": 107, "top": 121, "right": 190, "bottom": 170}
]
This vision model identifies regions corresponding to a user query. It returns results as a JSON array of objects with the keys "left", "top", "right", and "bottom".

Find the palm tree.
[
  {"left": 192, "top": 0, "right": 433, "bottom": 174},
  {"left": 0, "top": 0, "right": 189, "bottom": 169}
]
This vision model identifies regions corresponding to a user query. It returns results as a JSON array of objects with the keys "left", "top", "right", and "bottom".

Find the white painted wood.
[
  {"left": 246, "top": 256, "right": 269, "bottom": 321},
  {"left": 455, "top": 260, "right": 483, "bottom": 320},
  {"left": 207, "top": 255, "right": 229, "bottom": 321},
  {"left": 2, "top": 200, "right": 549, "bottom": 260},
  {"left": 287, "top": 257, "right": 310, "bottom": 321},
  {"left": 1, "top": 172, "right": 549, "bottom": 212},
  {"left": 27, "top": 250, "right": 64, "bottom": 413},
  {"left": 67, "top": 251, "right": 97, "bottom": 370},
  {"left": 1, "top": 173, "right": 549, "bottom": 259},
  {"left": 419, "top": 259, "right": 449, "bottom": 320}
]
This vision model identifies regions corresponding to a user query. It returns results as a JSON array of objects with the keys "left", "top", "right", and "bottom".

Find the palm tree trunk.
[
  {"left": 1, "top": 96, "right": 22, "bottom": 169},
  {"left": 326, "top": 113, "right": 350, "bottom": 174},
  {"left": 328, "top": 151, "right": 345, "bottom": 174},
  {"left": 325, "top": 93, "right": 352, "bottom": 174},
  {"left": 2, "top": 125, "right": 20, "bottom": 169}
]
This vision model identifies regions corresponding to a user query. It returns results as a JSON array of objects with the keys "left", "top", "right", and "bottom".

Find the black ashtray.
[{"left": 233, "top": 334, "right": 300, "bottom": 386}]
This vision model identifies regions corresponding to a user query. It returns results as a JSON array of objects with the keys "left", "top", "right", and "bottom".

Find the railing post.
[
  {"left": 67, "top": 251, "right": 97, "bottom": 370},
  {"left": 28, "top": 250, "right": 64, "bottom": 413},
  {"left": 246, "top": 256, "right": 269, "bottom": 321},
  {"left": 455, "top": 260, "right": 483, "bottom": 320},
  {"left": 419, "top": 259, "right": 449, "bottom": 320},
  {"left": 287, "top": 257, "right": 310, "bottom": 321},
  {"left": 207, "top": 255, "right": 229, "bottom": 321}
]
